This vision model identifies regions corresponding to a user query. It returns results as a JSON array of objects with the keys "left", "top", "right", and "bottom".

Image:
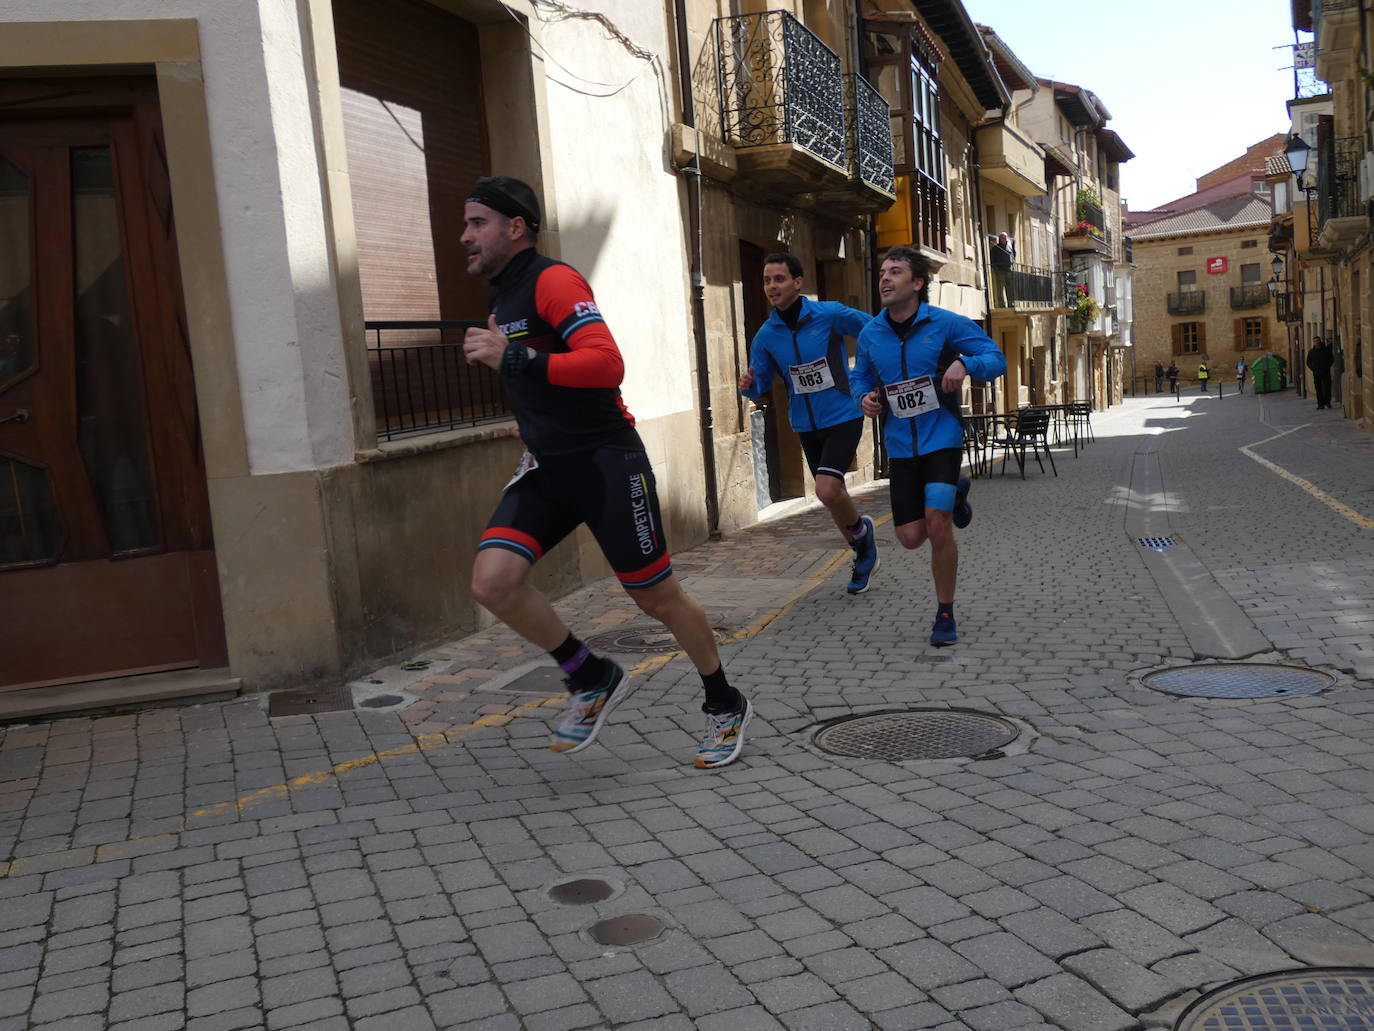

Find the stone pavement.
[{"left": 2, "top": 387, "right": 1374, "bottom": 1030}]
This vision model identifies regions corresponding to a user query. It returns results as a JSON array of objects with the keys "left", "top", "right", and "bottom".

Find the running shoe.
[
  {"left": 929, "top": 610, "right": 958, "bottom": 647},
  {"left": 846, "top": 515, "right": 880, "bottom": 595},
  {"left": 550, "top": 661, "right": 630, "bottom": 754},
  {"left": 695, "top": 697, "right": 753, "bottom": 769},
  {"left": 952, "top": 476, "right": 973, "bottom": 530}
]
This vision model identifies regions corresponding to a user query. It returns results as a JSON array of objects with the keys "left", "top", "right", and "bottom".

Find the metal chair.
[{"left": 990, "top": 407, "right": 1058, "bottom": 478}]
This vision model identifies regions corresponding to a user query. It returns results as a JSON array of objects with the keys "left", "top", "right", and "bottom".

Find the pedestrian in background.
[
  {"left": 1307, "top": 337, "right": 1334, "bottom": 409},
  {"left": 988, "top": 232, "right": 1014, "bottom": 309},
  {"left": 1166, "top": 361, "right": 1180, "bottom": 396},
  {"left": 1153, "top": 360, "right": 1164, "bottom": 393},
  {"left": 1197, "top": 361, "right": 1210, "bottom": 394},
  {"left": 1235, "top": 358, "right": 1248, "bottom": 394}
]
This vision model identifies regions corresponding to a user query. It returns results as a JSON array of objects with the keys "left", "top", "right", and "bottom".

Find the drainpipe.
[
  {"left": 672, "top": 0, "right": 720, "bottom": 535},
  {"left": 970, "top": 128, "right": 998, "bottom": 410}
]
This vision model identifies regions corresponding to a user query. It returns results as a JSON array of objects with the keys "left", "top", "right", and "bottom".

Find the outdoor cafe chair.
[{"left": 990, "top": 407, "right": 1058, "bottom": 479}]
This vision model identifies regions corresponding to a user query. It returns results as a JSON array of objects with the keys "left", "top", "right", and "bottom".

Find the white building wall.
[{"left": 528, "top": 4, "right": 695, "bottom": 424}]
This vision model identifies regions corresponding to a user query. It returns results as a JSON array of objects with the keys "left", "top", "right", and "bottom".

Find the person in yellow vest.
[{"left": 1197, "top": 361, "right": 1210, "bottom": 394}]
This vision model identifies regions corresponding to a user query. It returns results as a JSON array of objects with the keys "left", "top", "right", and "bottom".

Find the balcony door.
[{"left": 0, "top": 81, "right": 225, "bottom": 691}]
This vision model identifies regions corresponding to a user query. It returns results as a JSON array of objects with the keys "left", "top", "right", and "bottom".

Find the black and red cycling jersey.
[{"left": 490, "top": 247, "right": 638, "bottom": 456}]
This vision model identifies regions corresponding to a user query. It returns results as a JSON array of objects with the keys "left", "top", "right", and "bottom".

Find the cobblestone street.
[{"left": 3, "top": 388, "right": 1374, "bottom": 1031}]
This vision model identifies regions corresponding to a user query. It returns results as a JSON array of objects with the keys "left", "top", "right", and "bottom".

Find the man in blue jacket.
[
  {"left": 738, "top": 253, "right": 879, "bottom": 593},
  {"left": 852, "top": 245, "right": 1007, "bottom": 646}
]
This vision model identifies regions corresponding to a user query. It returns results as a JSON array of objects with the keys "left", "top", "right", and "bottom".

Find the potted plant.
[{"left": 1067, "top": 283, "right": 1099, "bottom": 332}]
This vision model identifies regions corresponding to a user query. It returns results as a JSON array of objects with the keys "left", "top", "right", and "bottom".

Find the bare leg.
[
  {"left": 925, "top": 509, "right": 958, "bottom": 603},
  {"left": 815, "top": 475, "right": 861, "bottom": 538},
  {"left": 628, "top": 574, "right": 721, "bottom": 674},
  {"left": 470, "top": 548, "right": 568, "bottom": 651}
]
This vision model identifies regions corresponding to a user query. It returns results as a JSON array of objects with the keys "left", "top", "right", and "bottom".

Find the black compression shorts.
[
  {"left": 888, "top": 447, "right": 962, "bottom": 524},
  {"left": 479, "top": 443, "right": 673, "bottom": 590},
  {"left": 797, "top": 417, "right": 863, "bottom": 481}
]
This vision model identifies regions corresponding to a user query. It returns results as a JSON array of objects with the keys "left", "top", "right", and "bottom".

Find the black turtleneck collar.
[
  {"left": 490, "top": 246, "right": 540, "bottom": 291},
  {"left": 777, "top": 296, "right": 804, "bottom": 329}
]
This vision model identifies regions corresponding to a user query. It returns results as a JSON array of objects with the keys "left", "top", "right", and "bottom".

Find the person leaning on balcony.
[
  {"left": 1197, "top": 361, "right": 1210, "bottom": 394},
  {"left": 988, "top": 232, "right": 1014, "bottom": 309},
  {"left": 460, "top": 175, "right": 752, "bottom": 769}
]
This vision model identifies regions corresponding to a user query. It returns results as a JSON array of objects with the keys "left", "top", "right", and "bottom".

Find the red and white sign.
[{"left": 1207, "top": 256, "right": 1228, "bottom": 274}]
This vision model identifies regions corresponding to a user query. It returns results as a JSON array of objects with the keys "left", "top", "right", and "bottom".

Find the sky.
[{"left": 962, "top": 0, "right": 1301, "bottom": 212}]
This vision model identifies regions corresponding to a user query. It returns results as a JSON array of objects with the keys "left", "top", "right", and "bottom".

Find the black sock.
[
  {"left": 701, "top": 666, "right": 743, "bottom": 714},
  {"left": 937, "top": 603, "right": 955, "bottom": 619},
  {"left": 550, "top": 634, "right": 608, "bottom": 690}
]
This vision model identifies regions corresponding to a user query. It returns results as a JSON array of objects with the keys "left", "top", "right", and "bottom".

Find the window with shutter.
[
  {"left": 1171, "top": 323, "right": 1182, "bottom": 355},
  {"left": 1234, "top": 318, "right": 1245, "bottom": 351}
]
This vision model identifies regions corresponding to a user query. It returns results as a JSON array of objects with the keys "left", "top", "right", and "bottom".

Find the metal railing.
[
  {"left": 1275, "top": 291, "right": 1301, "bottom": 322},
  {"left": 1167, "top": 290, "right": 1206, "bottom": 315},
  {"left": 366, "top": 321, "right": 510, "bottom": 441},
  {"left": 1318, "top": 135, "right": 1364, "bottom": 226},
  {"left": 1230, "top": 284, "right": 1270, "bottom": 309},
  {"left": 844, "top": 72, "right": 894, "bottom": 195},
  {"left": 1079, "top": 199, "right": 1106, "bottom": 236},
  {"left": 716, "top": 10, "right": 845, "bottom": 169},
  {"left": 991, "top": 263, "right": 1057, "bottom": 308}
]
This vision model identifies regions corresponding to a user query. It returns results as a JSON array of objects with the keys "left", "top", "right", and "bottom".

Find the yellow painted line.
[
  {"left": 1241, "top": 426, "right": 1374, "bottom": 530},
  {"left": 0, "top": 513, "right": 892, "bottom": 877}
]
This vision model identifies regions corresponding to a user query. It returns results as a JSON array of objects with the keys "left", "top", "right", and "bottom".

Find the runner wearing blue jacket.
[
  {"left": 852, "top": 245, "right": 1007, "bottom": 646},
  {"left": 738, "top": 253, "right": 880, "bottom": 593}
]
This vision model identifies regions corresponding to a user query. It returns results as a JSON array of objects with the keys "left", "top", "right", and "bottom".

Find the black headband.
[{"left": 467, "top": 179, "right": 540, "bottom": 231}]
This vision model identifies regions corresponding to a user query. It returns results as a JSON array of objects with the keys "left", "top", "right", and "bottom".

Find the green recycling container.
[{"left": 1251, "top": 353, "right": 1287, "bottom": 393}]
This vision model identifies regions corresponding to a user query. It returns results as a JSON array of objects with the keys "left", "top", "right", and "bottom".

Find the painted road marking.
[{"left": 1242, "top": 425, "right": 1374, "bottom": 530}]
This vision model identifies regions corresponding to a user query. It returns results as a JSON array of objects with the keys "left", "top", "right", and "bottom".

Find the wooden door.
[{"left": 0, "top": 80, "right": 225, "bottom": 691}]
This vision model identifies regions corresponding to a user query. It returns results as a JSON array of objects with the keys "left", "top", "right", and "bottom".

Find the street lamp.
[
  {"left": 1285, "top": 134, "right": 1312, "bottom": 189},
  {"left": 1271, "top": 253, "right": 1284, "bottom": 279}
]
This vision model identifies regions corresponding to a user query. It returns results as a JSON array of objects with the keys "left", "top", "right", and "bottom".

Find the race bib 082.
[{"left": 884, "top": 375, "right": 938, "bottom": 418}]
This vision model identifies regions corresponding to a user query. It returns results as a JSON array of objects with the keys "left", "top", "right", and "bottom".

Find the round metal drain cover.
[
  {"left": 589, "top": 914, "right": 664, "bottom": 946},
  {"left": 1174, "top": 967, "right": 1374, "bottom": 1029},
  {"left": 813, "top": 708, "right": 1019, "bottom": 762},
  {"left": 548, "top": 878, "right": 614, "bottom": 905},
  {"left": 359, "top": 694, "right": 404, "bottom": 708},
  {"left": 585, "top": 624, "right": 729, "bottom": 654},
  {"left": 1143, "top": 663, "right": 1333, "bottom": 699}
]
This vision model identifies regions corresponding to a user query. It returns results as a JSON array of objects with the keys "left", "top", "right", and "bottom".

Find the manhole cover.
[
  {"left": 812, "top": 709, "right": 1019, "bottom": 762},
  {"left": 1138, "top": 536, "right": 1176, "bottom": 551},
  {"left": 589, "top": 914, "right": 665, "bottom": 946},
  {"left": 1174, "top": 967, "right": 1374, "bottom": 1029},
  {"left": 359, "top": 694, "right": 405, "bottom": 708},
  {"left": 267, "top": 685, "right": 354, "bottom": 717},
  {"left": 585, "top": 624, "right": 729, "bottom": 654},
  {"left": 549, "top": 878, "right": 615, "bottom": 904},
  {"left": 1143, "top": 663, "right": 1333, "bottom": 699}
]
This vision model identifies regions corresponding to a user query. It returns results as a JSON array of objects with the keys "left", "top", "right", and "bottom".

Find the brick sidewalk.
[{"left": 2, "top": 389, "right": 1374, "bottom": 1030}]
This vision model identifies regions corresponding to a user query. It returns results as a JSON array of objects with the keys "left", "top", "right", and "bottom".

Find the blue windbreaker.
[
  {"left": 740, "top": 298, "right": 872, "bottom": 432},
  {"left": 851, "top": 303, "right": 1006, "bottom": 458}
]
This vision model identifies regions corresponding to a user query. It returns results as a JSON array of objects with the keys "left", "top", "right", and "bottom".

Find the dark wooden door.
[{"left": 0, "top": 80, "right": 226, "bottom": 691}]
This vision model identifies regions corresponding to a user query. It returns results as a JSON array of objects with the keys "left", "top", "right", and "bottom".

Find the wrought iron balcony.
[
  {"left": 1167, "top": 290, "right": 1206, "bottom": 315},
  {"left": 1230, "top": 284, "right": 1270, "bottom": 310},
  {"left": 844, "top": 72, "right": 895, "bottom": 203},
  {"left": 990, "top": 263, "right": 1058, "bottom": 311},
  {"left": 1317, "top": 135, "right": 1368, "bottom": 247},
  {"left": 1275, "top": 291, "right": 1301, "bottom": 323},
  {"left": 715, "top": 11, "right": 848, "bottom": 193}
]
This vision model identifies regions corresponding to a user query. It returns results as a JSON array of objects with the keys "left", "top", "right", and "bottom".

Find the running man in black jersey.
[{"left": 460, "top": 176, "right": 751, "bottom": 769}]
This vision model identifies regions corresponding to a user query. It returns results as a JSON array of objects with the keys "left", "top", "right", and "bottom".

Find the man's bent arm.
[{"left": 534, "top": 265, "right": 625, "bottom": 388}]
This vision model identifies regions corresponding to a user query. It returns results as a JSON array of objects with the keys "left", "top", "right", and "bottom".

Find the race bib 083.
[{"left": 788, "top": 357, "right": 835, "bottom": 395}]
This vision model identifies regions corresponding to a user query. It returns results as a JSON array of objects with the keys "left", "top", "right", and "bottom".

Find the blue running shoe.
[
  {"left": 550, "top": 661, "right": 630, "bottom": 754},
  {"left": 846, "top": 515, "right": 880, "bottom": 595},
  {"left": 696, "top": 697, "right": 753, "bottom": 769},
  {"left": 930, "top": 610, "right": 958, "bottom": 647},
  {"left": 953, "top": 477, "right": 972, "bottom": 530}
]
